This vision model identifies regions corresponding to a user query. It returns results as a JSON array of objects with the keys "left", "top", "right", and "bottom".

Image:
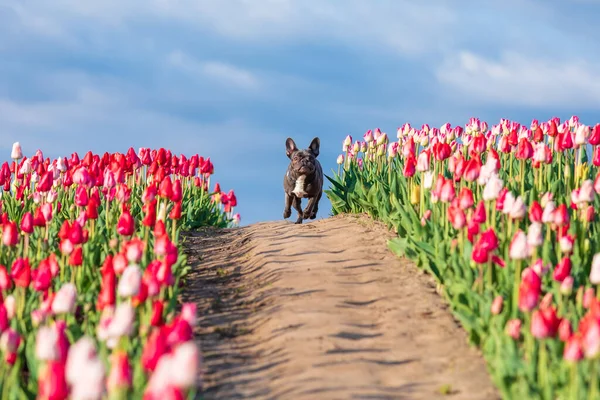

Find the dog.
[{"left": 283, "top": 137, "right": 323, "bottom": 224}]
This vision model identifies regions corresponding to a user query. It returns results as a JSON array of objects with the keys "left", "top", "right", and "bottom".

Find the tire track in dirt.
[{"left": 181, "top": 214, "right": 499, "bottom": 400}]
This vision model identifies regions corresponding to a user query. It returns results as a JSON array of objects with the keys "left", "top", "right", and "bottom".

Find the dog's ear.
[
  {"left": 286, "top": 138, "right": 298, "bottom": 158},
  {"left": 309, "top": 137, "right": 320, "bottom": 157}
]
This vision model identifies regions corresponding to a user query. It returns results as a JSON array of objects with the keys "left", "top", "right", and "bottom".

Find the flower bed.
[
  {"left": 326, "top": 118, "right": 600, "bottom": 399},
  {"left": 0, "top": 144, "right": 239, "bottom": 399}
]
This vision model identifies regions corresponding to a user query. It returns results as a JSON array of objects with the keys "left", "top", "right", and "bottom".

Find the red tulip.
[
  {"left": 69, "top": 246, "right": 83, "bottom": 267},
  {"left": 471, "top": 134, "right": 487, "bottom": 154},
  {"left": 529, "top": 201, "right": 543, "bottom": 223},
  {"left": 499, "top": 135, "right": 511, "bottom": 153},
  {"left": 0, "top": 303, "right": 8, "bottom": 333},
  {"left": 142, "top": 329, "right": 169, "bottom": 372},
  {"left": 473, "top": 201, "right": 486, "bottom": 224},
  {"left": 584, "top": 205, "right": 595, "bottom": 223},
  {"left": 463, "top": 158, "right": 481, "bottom": 182},
  {"left": 531, "top": 305, "right": 561, "bottom": 339},
  {"left": 440, "top": 179, "right": 455, "bottom": 203},
  {"left": 552, "top": 256, "right": 572, "bottom": 283},
  {"left": 107, "top": 351, "right": 132, "bottom": 393},
  {"left": 559, "top": 319, "right": 573, "bottom": 342},
  {"left": 508, "top": 129, "right": 518, "bottom": 146},
  {"left": 2, "top": 221, "right": 18, "bottom": 247},
  {"left": 98, "top": 255, "right": 116, "bottom": 311},
  {"left": 166, "top": 318, "right": 193, "bottom": 347},
  {"left": 433, "top": 142, "right": 451, "bottom": 161},
  {"left": 458, "top": 188, "right": 474, "bottom": 210},
  {"left": 154, "top": 220, "right": 166, "bottom": 237},
  {"left": 467, "top": 217, "right": 480, "bottom": 242},
  {"left": 227, "top": 190, "right": 237, "bottom": 208},
  {"left": 564, "top": 334, "right": 584, "bottom": 362},
  {"left": 37, "top": 361, "right": 69, "bottom": 400},
  {"left": 86, "top": 198, "right": 99, "bottom": 220},
  {"left": 171, "top": 179, "right": 183, "bottom": 202},
  {"left": 0, "top": 265, "right": 11, "bottom": 291},
  {"left": 68, "top": 222, "right": 84, "bottom": 245},
  {"left": 117, "top": 209, "right": 135, "bottom": 236},
  {"left": 11, "top": 258, "right": 31, "bottom": 288},
  {"left": 36, "top": 171, "right": 54, "bottom": 192},
  {"left": 75, "top": 186, "right": 89, "bottom": 207},
  {"left": 590, "top": 123, "right": 600, "bottom": 146},
  {"left": 593, "top": 147, "right": 600, "bottom": 167},
  {"left": 151, "top": 301, "right": 164, "bottom": 327},
  {"left": 143, "top": 185, "right": 157, "bottom": 203},
  {"left": 20, "top": 212, "right": 34, "bottom": 234},
  {"left": 515, "top": 138, "right": 534, "bottom": 160},
  {"left": 32, "top": 260, "right": 53, "bottom": 292},
  {"left": 159, "top": 177, "right": 173, "bottom": 199},
  {"left": 471, "top": 243, "right": 490, "bottom": 264},
  {"left": 448, "top": 205, "right": 466, "bottom": 230},
  {"left": 519, "top": 268, "right": 541, "bottom": 312},
  {"left": 169, "top": 201, "right": 182, "bottom": 220},
  {"left": 33, "top": 207, "right": 46, "bottom": 227},
  {"left": 479, "top": 228, "right": 499, "bottom": 252},
  {"left": 533, "top": 126, "right": 544, "bottom": 143},
  {"left": 549, "top": 120, "right": 558, "bottom": 137},
  {"left": 403, "top": 154, "right": 416, "bottom": 178}
]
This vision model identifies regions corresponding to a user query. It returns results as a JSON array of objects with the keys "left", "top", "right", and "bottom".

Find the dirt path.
[{"left": 181, "top": 214, "right": 499, "bottom": 400}]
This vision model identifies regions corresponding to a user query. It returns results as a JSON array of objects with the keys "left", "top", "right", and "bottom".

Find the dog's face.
[{"left": 286, "top": 137, "right": 320, "bottom": 175}]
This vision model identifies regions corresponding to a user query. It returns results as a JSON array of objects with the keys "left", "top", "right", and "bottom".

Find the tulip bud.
[
  {"left": 491, "top": 296, "right": 503, "bottom": 315},
  {"left": 409, "top": 187, "right": 421, "bottom": 207},
  {"left": 560, "top": 276, "right": 574, "bottom": 295},
  {"left": 505, "top": 319, "right": 521, "bottom": 340}
]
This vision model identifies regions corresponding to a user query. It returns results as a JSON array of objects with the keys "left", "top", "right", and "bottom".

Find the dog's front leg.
[
  {"left": 292, "top": 196, "right": 303, "bottom": 224},
  {"left": 283, "top": 193, "right": 293, "bottom": 219},
  {"left": 302, "top": 196, "right": 317, "bottom": 220}
]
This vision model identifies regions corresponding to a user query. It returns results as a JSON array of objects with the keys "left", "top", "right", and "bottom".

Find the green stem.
[
  {"left": 590, "top": 359, "right": 598, "bottom": 400},
  {"left": 570, "top": 362, "right": 578, "bottom": 400},
  {"left": 538, "top": 340, "right": 551, "bottom": 399},
  {"left": 513, "top": 259, "right": 522, "bottom": 317}
]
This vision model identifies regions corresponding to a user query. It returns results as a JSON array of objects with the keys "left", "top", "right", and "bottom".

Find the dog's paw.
[
  {"left": 283, "top": 209, "right": 291, "bottom": 219},
  {"left": 302, "top": 210, "right": 312, "bottom": 220},
  {"left": 295, "top": 217, "right": 303, "bottom": 224},
  {"left": 309, "top": 212, "right": 317, "bottom": 220}
]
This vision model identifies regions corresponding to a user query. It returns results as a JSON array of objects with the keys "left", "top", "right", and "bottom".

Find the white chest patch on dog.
[{"left": 292, "top": 175, "right": 308, "bottom": 198}]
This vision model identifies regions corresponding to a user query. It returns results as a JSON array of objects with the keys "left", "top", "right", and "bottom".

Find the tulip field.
[
  {"left": 0, "top": 144, "right": 239, "bottom": 399},
  {"left": 326, "top": 117, "right": 600, "bottom": 399}
]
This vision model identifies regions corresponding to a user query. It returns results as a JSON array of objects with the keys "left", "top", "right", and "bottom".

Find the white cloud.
[
  {"left": 167, "top": 51, "right": 259, "bottom": 90},
  {"left": 436, "top": 50, "right": 600, "bottom": 109},
  {"left": 2, "top": 0, "right": 457, "bottom": 57}
]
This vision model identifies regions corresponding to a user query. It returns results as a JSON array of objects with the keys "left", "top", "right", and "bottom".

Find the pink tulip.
[
  {"left": 52, "top": 283, "right": 77, "bottom": 315},
  {"left": 66, "top": 337, "right": 105, "bottom": 400},
  {"left": 505, "top": 319, "right": 522, "bottom": 339},
  {"left": 590, "top": 253, "right": 600, "bottom": 284},
  {"left": 564, "top": 335, "right": 584, "bottom": 362},
  {"left": 491, "top": 296, "right": 503, "bottom": 315},
  {"left": 509, "top": 230, "right": 529, "bottom": 260},
  {"left": 118, "top": 264, "right": 142, "bottom": 298},
  {"left": 0, "top": 328, "right": 21, "bottom": 364},
  {"left": 106, "top": 303, "right": 135, "bottom": 347}
]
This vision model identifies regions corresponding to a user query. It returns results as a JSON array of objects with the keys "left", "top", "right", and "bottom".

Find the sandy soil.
[{"left": 181, "top": 214, "right": 499, "bottom": 400}]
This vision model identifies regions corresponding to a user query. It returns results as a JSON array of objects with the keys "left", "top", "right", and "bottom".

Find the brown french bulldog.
[{"left": 283, "top": 137, "right": 323, "bottom": 224}]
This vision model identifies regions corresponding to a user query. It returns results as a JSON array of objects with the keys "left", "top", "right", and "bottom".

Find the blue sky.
[{"left": 2, "top": 0, "right": 600, "bottom": 225}]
